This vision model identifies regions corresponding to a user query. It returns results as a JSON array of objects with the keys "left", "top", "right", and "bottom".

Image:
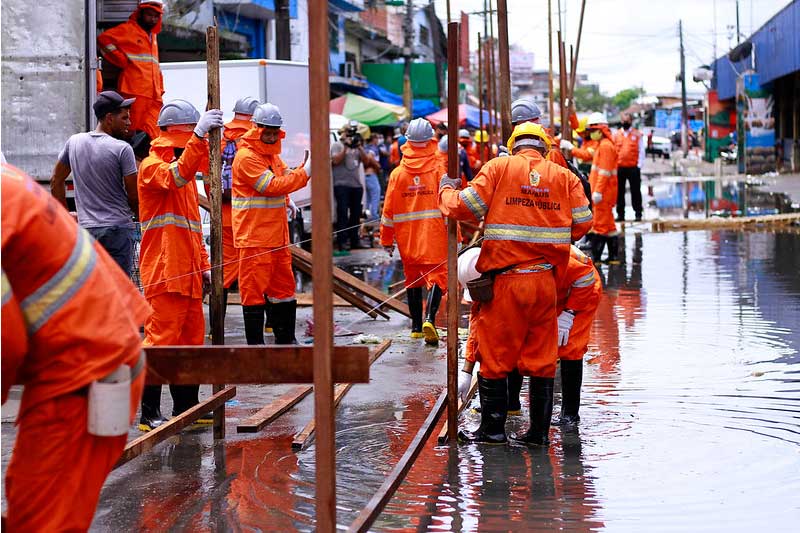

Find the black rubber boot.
[
  {"left": 170, "top": 385, "right": 200, "bottom": 416},
  {"left": 422, "top": 284, "right": 443, "bottom": 345},
  {"left": 272, "top": 300, "right": 299, "bottom": 344},
  {"left": 590, "top": 235, "right": 606, "bottom": 264},
  {"left": 138, "top": 385, "right": 166, "bottom": 431},
  {"left": 458, "top": 375, "right": 508, "bottom": 444},
  {"left": 511, "top": 377, "right": 554, "bottom": 447},
  {"left": 607, "top": 236, "right": 621, "bottom": 264},
  {"left": 507, "top": 368, "right": 523, "bottom": 414},
  {"left": 243, "top": 304, "right": 266, "bottom": 345},
  {"left": 557, "top": 360, "right": 583, "bottom": 428},
  {"left": 264, "top": 299, "right": 273, "bottom": 335},
  {"left": 407, "top": 287, "right": 424, "bottom": 338}
]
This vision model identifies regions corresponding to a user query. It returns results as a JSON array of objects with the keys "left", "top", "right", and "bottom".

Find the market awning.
[
  {"left": 425, "top": 104, "right": 496, "bottom": 129},
  {"left": 352, "top": 81, "right": 439, "bottom": 118},
  {"left": 329, "top": 93, "right": 408, "bottom": 126}
]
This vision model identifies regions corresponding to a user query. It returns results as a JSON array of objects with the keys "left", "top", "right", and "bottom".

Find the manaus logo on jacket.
[{"left": 529, "top": 170, "right": 541, "bottom": 187}]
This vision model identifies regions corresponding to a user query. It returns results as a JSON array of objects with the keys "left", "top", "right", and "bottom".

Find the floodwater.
[{"left": 3, "top": 228, "right": 800, "bottom": 532}]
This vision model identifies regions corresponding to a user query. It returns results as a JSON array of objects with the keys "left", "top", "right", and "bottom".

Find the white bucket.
[{"left": 87, "top": 364, "right": 131, "bottom": 437}]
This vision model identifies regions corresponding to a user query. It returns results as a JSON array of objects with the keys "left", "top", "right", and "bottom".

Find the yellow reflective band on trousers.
[
  {"left": 20, "top": 229, "right": 97, "bottom": 334},
  {"left": 392, "top": 209, "right": 443, "bottom": 223},
  {"left": 232, "top": 196, "right": 286, "bottom": 209},
  {"left": 141, "top": 213, "right": 202, "bottom": 233},
  {"left": 484, "top": 223, "right": 571, "bottom": 244}
]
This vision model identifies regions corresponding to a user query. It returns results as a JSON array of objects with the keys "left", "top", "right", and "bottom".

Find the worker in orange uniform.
[
  {"left": 510, "top": 98, "right": 570, "bottom": 169},
  {"left": 1, "top": 163, "right": 149, "bottom": 531},
  {"left": 458, "top": 128, "right": 482, "bottom": 174},
  {"left": 439, "top": 122, "right": 592, "bottom": 446},
  {"left": 614, "top": 112, "right": 645, "bottom": 221},
  {"left": 381, "top": 118, "right": 448, "bottom": 345},
  {"left": 98, "top": 0, "right": 165, "bottom": 140},
  {"left": 562, "top": 112, "right": 619, "bottom": 264},
  {"left": 137, "top": 100, "right": 224, "bottom": 431},
  {"left": 232, "top": 103, "right": 311, "bottom": 345},
  {"left": 389, "top": 122, "right": 408, "bottom": 167},
  {"left": 204, "top": 96, "right": 260, "bottom": 327}
]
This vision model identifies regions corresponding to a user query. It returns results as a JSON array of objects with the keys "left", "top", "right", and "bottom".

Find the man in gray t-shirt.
[
  {"left": 51, "top": 91, "right": 139, "bottom": 275},
  {"left": 331, "top": 121, "right": 372, "bottom": 252}
]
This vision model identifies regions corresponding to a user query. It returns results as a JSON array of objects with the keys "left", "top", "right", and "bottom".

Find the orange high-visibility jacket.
[
  {"left": 588, "top": 134, "right": 618, "bottom": 202},
  {"left": 203, "top": 118, "right": 253, "bottom": 228},
  {"left": 231, "top": 127, "right": 309, "bottom": 249},
  {"left": 439, "top": 149, "right": 593, "bottom": 273},
  {"left": 138, "top": 132, "right": 211, "bottom": 299},
  {"left": 381, "top": 140, "right": 448, "bottom": 265},
  {"left": 614, "top": 127, "right": 642, "bottom": 168},
  {"left": 390, "top": 140, "right": 404, "bottom": 165},
  {"left": 1, "top": 164, "right": 149, "bottom": 416},
  {"left": 571, "top": 138, "right": 598, "bottom": 163},
  {"left": 556, "top": 245, "right": 601, "bottom": 313},
  {"left": 97, "top": 7, "right": 164, "bottom": 102},
  {"left": 547, "top": 145, "right": 569, "bottom": 168},
  {"left": 463, "top": 141, "right": 482, "bottom": 171}
]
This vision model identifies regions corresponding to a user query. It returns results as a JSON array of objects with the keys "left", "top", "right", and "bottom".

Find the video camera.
[{"left": 343, "top": 120, "right": 363, "bottom": 148}]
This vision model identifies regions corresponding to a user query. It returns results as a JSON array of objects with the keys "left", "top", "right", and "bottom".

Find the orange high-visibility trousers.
[
  {"left": 5, "top": 373, "right": 144, "bottom": 531},
  {"left": 222, "top": 223, "right": 239, "bottom": 289},
  {"left": 403, "top": 262, "right": 448, "bottom": 291},
  {"left": 238, "top": 246, "right": 295, "bottom": 306},
  {"left": 465, "top": 301, "right": 480, "bottom": 364},
  {"left": 558, "top": 310, "right": 594, "bottom": 361},
  {"left": 473, "top": 270, "right": 558, "bottom": 379},
  {"left": 127, "top": 95, "right": 161, "bottom": 140},
  {"left": 144, "top": 293, "right": 205, "bottom": 346}
]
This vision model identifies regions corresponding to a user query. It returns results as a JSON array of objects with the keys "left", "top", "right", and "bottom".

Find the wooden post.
[
  {"left": 205, "top": 25, "right": 225, "bottom": 440},
  {"left": 478, "top": 33, "right": 485, "bottom": 161},
  {"left": 488, "top": 5, "right": 498, "bottom": 148},
  {"left": 548, "top": 0, "right": 555, "bottom": 127},
  {"left": 558, "top": 34, "right": 568, "bottom": 141},
  {"left": 569, "top": 0, "right": 587, "bottom": 101},
  {"left": 497, "top": 0, "right": 511, "bottom": 143},
  {"left": 309, "top": 0, "right": 336, "bottom": 529},
  {"left": 446, "top": 21, "right": 460, "bottom": 443},
  {"left": 484, "top": 37, "right": 495, "bottom": 159}
]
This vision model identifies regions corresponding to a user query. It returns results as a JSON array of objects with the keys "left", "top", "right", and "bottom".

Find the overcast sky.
[{"left": 431, "top": 0, "right": 792, "bottom": 96}]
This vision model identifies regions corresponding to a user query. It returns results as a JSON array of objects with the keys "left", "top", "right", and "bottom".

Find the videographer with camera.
[{"left": 331, "top": 120, "right": 372, "bottom": 253}]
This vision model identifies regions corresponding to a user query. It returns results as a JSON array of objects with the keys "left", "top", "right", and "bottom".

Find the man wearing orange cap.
[
  {"left": 2, "top": 163, "right": 149, "bottom": 530},
  {"left": 381, "top": 118, "right": 448, "bottom": 345},
  {"left": 98, "top": 0, "right": 165, "bottom": 139},
  {"left": 232, "top": 103, "right": 311, "bottom": 346},
  {"left": 137, "top": 99, "right": 224, "bottom": 431}
]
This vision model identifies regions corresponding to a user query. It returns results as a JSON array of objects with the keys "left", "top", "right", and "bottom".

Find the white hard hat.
[
  {"left": 157, "top": 99, "right": 200, "bottom": 127},
  {"left": 406, "top": 118, "right": 434, "bottom": 142},
  {"left": 458, "top": 128, "right": 470, "bottom": 139},
  {"left": 233, "top": 96, "right": 260, "bottom": 115},
  {"left": 587, "top": 112, "right": 608, "bottom": 127},
  {"left": 511, "top": 98, "right": 542, "bottom": 124},
  {"left": 252, "top": 103, "right": 283, "bottom": 127},
  {"left": 458, "top": 247, "right": 481, "bottom": 303},
  {"left": 438, "top": 135, "right": 449, "bottom": 153}
]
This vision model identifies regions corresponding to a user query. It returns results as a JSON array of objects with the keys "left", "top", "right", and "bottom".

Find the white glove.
[
  {"left": 557, "top": 310, "right": 575, "bottom": 346},
  {"left": 302, "top": 149, "right": 311, "bottom": 177},
  {"left": 560, "top": 139, "right": 575, "bottom": 151},
  {"left": 497, "top": 146, "right": 509, "bottom": 157},
  {"left": 458, "top": 371, "right": 473, "bottom": 403},
  {"left": 592, "top": 191, "right": 603, "bottom": 204},
  {"left": 439, "top": 173, "right": 462, "bottom": 191},
  {"left": 194, "top": 109, "right": 224, "bottom": 137},
  {"left": 287, "top": 198, "right": 298, "bottom": 220}
]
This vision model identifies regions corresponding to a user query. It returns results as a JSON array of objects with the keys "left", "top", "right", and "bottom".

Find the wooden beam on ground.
[
  {"left": 206, "top": 23, "right": 225, "bottom": 441},
  {"left": 296, "top": 292, "right": 351, "bottom": 307},
  {"left": 292, "top": 340, "right": 392, "bottom": 450},
  {"left": 445, "top": 20, "right": 460, "bottom": 443},
  {"left": 143, "top": 345, "right": 370, "bottom": 385},
  {"left": 115, "top": 386, "right": 236, "bottom": 469},
  {"left": 347, "top": 389, "right": 448, "bottom": 533},
  {"left": 651, "top": 213, "right": 800, "bottom": 232},
  {"left": 437, "top": 372, "right": 478, "bottom": 444},
  {"left": 291, "top": 246, "right": 410, "bottom": 317},
  {"left": 236, "top": 385, "right": 313, "bottom": 433}
]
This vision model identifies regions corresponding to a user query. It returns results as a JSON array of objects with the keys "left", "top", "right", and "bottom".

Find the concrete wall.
[{"left": 1, "top": 0, "right": 87, "bottom": 178}]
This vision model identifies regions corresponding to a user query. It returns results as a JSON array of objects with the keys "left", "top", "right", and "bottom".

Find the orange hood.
[
  {"left": 224, "top": 118, "right": 253, "bottom": 141},
  {"left": 399, "top": 140, "right": 438, "bottom": 172},
  {"left": 130, "top": 4, "right": 163, "bottom": 35},
  {"left": 239, "top": 126, "right": 287, "bottom": 171}
]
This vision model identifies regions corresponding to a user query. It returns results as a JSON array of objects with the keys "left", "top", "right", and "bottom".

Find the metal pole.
[
  {"left": 497, "top": 0, "right": 512, "bottom": 143},
  {"left": 558, "top": 32, "right": 568, "bottom": 138},
  {"left": 488, "top": 2, "right": 498, "bottom": 147},
  {"left": 478, "top": 34, "right": 485, "bottom": 160},
  {"left": 548, "top": 0, "right": 555, "bottom": 127},
  {"left": 206, "top": 25, "right": 225, "bottom": 440},
  {"left": 679, "top": 20, "right": 689, "bottom": 158},
  {"left": 309, "top": 0, "right": 336, "bottom": 529},
  {"left": 403, "top": 0, "right": 414, "bottom": 116},
  {"left": 446, "top": 21, "right": 460, "bottom": 443}
]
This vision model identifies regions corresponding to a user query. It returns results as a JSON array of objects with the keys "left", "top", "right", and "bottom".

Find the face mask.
[
  {"left": 622, "top": 121, "right": 632, "bottom": 130},
  {"left": 590, "top": 130, "right": 603, "bottom": 141}
]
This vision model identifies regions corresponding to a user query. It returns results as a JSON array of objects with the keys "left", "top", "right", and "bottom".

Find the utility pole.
[
  {"left": 403, "top": 0, "right": 414, "bottom": 117},
  {"left": 275, "top": 0, "right": 291, "bottom": 60},
  {"left": 679, "top": 20, "right": 689, "bottom": 158},
  {"left": 736, "top": 0, "right": 741, "bottom": 44},
  {"left": 497, "top": 0, "right": 511, "bottom": 142},
  {"left": 548, "top": 0, "right": 554, "bottom": 127}
]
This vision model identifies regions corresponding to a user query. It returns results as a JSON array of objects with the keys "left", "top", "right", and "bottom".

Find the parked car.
[{"left": 647, "top": 136, "right": 672, "bottom": 159}]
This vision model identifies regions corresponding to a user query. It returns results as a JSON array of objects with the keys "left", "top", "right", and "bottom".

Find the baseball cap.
[{"left": 93, "top": 91, "right": 136, "bottom": 120}]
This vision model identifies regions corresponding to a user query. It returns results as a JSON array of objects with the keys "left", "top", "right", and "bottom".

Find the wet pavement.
[{"left": 2, "top": 229, "right": 800, "bottom": 531}]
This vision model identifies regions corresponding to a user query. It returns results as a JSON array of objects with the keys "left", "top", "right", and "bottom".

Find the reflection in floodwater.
[{"left": 83, "top": 230, "right": 799, "bottom": 532}]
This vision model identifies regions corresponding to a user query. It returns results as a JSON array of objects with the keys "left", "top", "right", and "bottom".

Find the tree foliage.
[
  {"left": 555, "top": 85, "right": 609, "bottom": 112},
  {"left": 611, "top": 87, "right": 646, "bottom": 111}
]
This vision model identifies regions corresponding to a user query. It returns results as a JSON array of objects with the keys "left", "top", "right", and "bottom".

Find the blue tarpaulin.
[{"left": 353, "top": 82, "right": 439, "bottom": 119}]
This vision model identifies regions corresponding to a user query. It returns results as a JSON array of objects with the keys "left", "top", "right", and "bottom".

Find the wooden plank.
[
  {"left": 296, "top": 292, "right": 351, "bottom": 307},
  {"left": 143, "top": 345, "right": 370, "bottom": 385},
  {"left": 445, "top": 21, "right": 460, "bottom": 443},
  {"left": 115, "top": 386, "right": 236, "bottom": 469},
  {"left": 292, "top": 340, "right": 392, "bottom": 450},
  {"left": 437, "top": 372, "right": 478, "bottom": 444},
  {"left": 206, "top": 24, "right": 225, "bottom": 441},
  {"left": 347, "top": 389, "right": 448, "bottom": 533},
  {"left": 309, "top": 0, "right": 336, "bottom": 527},
  {"left": 651, "top": 213, "right": 800, "bottom": 232},
  {"left": 236, "top": 385, "right": 313, "bottom": 433},
  {"left": 291, "top": 246, "right": 411, "bottom": 317}
]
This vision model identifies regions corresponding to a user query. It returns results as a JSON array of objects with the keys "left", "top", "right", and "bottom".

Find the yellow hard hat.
[
  {"left": 473, "top": 129, "right": 489, "bottom": 143},
  {"left": 575, "top": 116, "right": 589, "bottom": 133},
  {"left": 506, "top": 122, "right": 552, "bottom": 153}
]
